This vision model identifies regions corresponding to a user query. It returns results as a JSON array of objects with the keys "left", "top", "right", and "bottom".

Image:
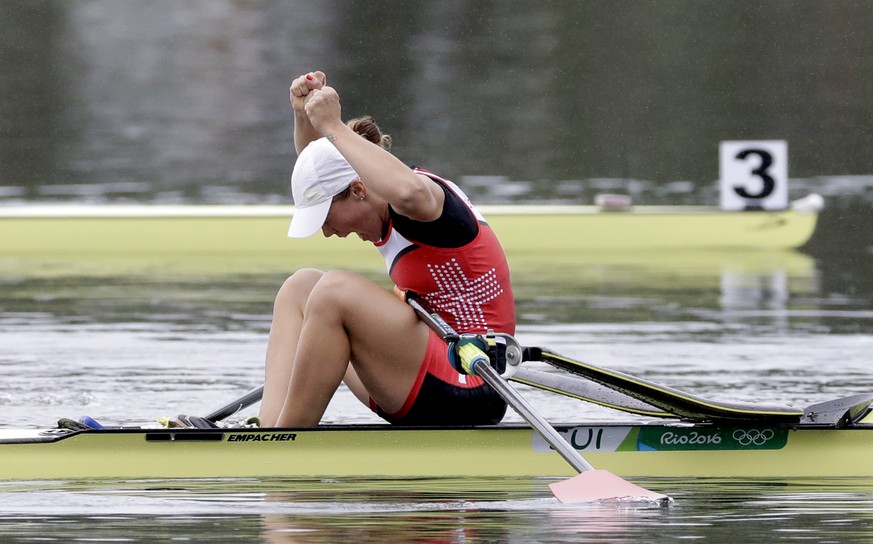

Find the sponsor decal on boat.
[
  {"left": 533, "top": 426, "right": 788, "bottom": 452},
  {"left": 227, "top": 432, "right": 297, "bottom": 443},
  {"left": 636, "top": 427, "right": 788, "bottom": 451}
]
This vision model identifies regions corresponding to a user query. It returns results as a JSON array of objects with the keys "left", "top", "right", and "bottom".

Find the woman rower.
[{"left": 258, "top": 71, "right": 516, "bottom": 428}]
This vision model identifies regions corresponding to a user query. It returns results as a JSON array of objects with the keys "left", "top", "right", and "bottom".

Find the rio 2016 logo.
[
  {"left": 659, "top": 431, "right": 722, "bottom": 446},
  {"left": 641, "top": 426, "right": 787, "bottom": 451}
]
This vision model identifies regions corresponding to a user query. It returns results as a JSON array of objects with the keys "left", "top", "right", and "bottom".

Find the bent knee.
[
  {"left": 275, "top": 268, "right": 324, "bottom": 307},
  {"left": 306, "top": 270, "right": 376, "bottom": 307}
]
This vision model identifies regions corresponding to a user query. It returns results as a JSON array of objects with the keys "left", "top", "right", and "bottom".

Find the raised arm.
[
  {"left": 289, "top": 71, "right": 327, "bottom": 154},
  {"left": 303, "top": 84, "right": 444, "bottom": 222}
]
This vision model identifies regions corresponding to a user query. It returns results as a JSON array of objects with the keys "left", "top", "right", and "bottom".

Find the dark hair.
[
  {"left": 347, "top": 116, "right": 392, "bottom": 150},
  {"left": 329, "top": 116, "right": 391, "bottom": 202}
]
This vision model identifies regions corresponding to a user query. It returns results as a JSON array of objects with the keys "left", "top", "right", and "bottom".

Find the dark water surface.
[
  {"left": 2, "top": 477, "right": 873, "bottom": 543},
  {"left": 2, "top": 245, "right": 873, "bottom": 542}
]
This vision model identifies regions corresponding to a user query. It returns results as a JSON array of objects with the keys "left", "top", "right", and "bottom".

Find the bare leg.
[
  {"left": 275, "top": 270, "right": 431, "bottom": 427},
  {"left": 258, "top": 268, "right": 324, "bottom": 426}
]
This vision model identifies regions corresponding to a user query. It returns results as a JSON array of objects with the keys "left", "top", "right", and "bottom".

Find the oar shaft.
[
  {"left": 404, "top": 291, "right": 668, "bottom": 504},
  {"left": 473, "top": 360, "right": 594, "bottom": 473},
  {"left": 205, "top": 385, "right": 264, "bottom": 422}
]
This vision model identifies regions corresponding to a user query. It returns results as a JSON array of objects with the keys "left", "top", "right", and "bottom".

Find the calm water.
[
  {"left": 3, "top": 245, "right": 873, "bottom": 542},
  {"left": 2, "top": 477, "right": 873, "bottom": 543},
  {"left": 3, "top": 1, "right": 873, "bottom": 541}
]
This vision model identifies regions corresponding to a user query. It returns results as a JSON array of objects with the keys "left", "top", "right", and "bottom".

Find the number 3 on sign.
[{"left": 719, "top": 140, "right": 788, "bottom": 210}]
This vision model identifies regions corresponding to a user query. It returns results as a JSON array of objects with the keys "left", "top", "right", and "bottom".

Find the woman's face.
[{"left": 321, "top": 189, "right": 385, "bottom": 243}]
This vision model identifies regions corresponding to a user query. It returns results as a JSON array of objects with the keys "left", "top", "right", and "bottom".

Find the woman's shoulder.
[{"left": 390, "top": 168, "right": 479, "bottom": 248}]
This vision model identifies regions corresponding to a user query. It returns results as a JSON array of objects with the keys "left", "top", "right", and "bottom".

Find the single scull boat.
[
  {"left": 2, "top": 341, "right": 870, "bottom": 483},
  {"left": 0, "top": 194, "right": 823, "bottom": 255}
]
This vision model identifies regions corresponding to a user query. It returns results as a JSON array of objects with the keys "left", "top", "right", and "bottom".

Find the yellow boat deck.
[{"left": 1, "top": 421, "right": 871, "bottom": 482}]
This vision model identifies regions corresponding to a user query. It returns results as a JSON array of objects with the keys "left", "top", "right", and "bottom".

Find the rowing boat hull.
[
  {"left": 2, "top": 420, "right": 870, "bottom": 482},
  {"left": 0, "top": 201, "right": 820, "bottom": 256}
]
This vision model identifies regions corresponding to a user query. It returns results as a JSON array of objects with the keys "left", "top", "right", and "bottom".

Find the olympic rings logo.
[{"left": 732, "top": 428, "right": 775, "bottom": 446}]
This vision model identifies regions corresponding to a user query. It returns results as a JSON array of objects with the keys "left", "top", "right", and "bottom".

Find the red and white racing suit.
[{"left": 369, "top": 169, "right": 516, "bottom": 425}]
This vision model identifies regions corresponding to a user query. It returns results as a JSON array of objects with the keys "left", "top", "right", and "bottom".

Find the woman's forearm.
[{"left": 293, "top": 110, "right": 322, "bottom": 155}]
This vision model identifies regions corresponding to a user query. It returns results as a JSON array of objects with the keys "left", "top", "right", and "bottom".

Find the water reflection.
[
  {"left": 2, "top": 477, "right": 873, "bottom": 542},
  {"left": 6, "top": 245, "right": 873, "bottom": 339},
  {"left": 0, "top": 247, "right": 821, "bottom": 331}
]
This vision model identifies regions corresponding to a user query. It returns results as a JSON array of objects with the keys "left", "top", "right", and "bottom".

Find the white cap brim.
[{"left": 287, "top": 199, "right": 332, "bottom": 238}]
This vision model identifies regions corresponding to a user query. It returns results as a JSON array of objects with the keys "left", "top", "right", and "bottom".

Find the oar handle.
[{"left": 405, "top": 290, "right": 594, "bottom": 473}]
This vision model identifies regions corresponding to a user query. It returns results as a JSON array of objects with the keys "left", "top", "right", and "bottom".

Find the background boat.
[{"left": 0, "top": 194, "right": 822, "bottom": 257}]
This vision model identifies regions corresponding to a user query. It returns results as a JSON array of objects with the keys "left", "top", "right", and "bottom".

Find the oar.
[
  {"left": 405, "top": 292, "right": 670, "bottom": 505},
  {"left": 205, "top": 384, "right": 264, "bottom": 423}
]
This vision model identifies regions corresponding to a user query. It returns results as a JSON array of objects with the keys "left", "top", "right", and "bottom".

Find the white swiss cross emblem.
[{"left": 424, "top": 258, "right": 503, "bottom": 331}]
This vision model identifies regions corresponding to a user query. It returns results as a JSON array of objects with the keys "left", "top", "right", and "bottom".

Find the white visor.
[
  {"left": 287, "top": 137, "right": 359, "bottom": 238},
  {"left": 287, "top": 199, "right": 332, "bottom": 238}
]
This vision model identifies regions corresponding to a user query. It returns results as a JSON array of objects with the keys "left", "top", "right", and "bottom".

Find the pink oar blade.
[{"left": 549, "top": 469, "right": 670, "bottom": 505}]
